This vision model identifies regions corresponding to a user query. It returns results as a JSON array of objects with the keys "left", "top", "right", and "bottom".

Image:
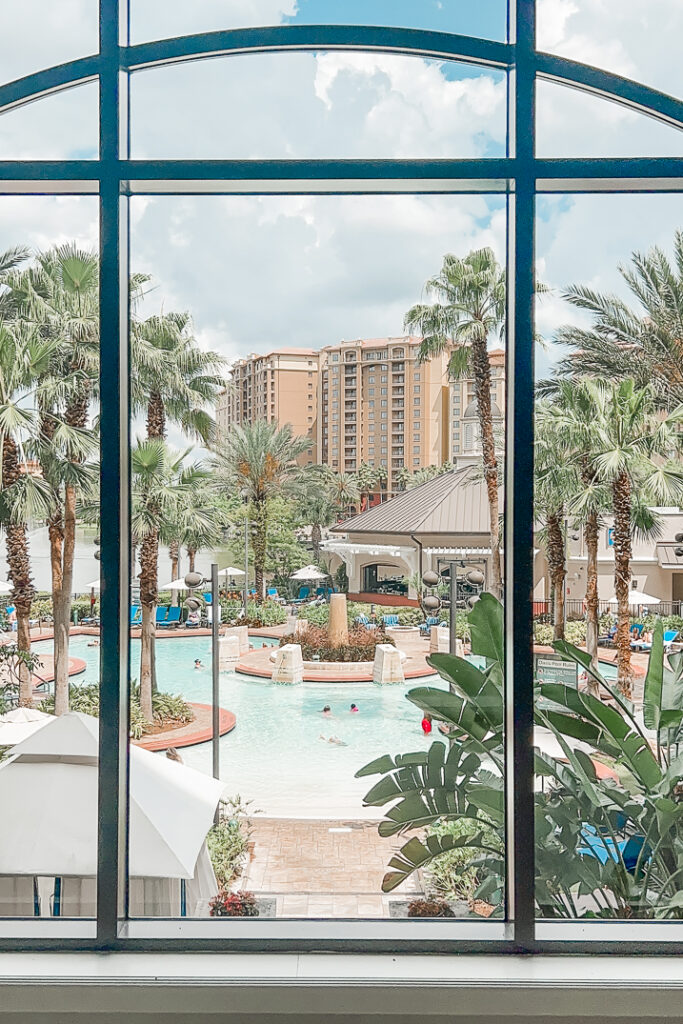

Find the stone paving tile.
[{"left": 241, "top": 818, "right": 423, "bottom": 918}]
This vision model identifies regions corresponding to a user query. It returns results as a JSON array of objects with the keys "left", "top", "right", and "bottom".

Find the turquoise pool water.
[
  {"left": 32, "top": 637, "right": 620, "bottom": 817},
  {"left": 33, "top": 635, "right": 446, "bottom": 817}
]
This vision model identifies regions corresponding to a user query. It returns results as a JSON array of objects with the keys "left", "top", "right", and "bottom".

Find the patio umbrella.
[
  {"left": 0, "top": 580, "right": 12, "bottom": 594},
  {"left": 160, "top": 578, "right": 192, "bottom": 591},
  {"left": 0, "top": 712, "right": 224, "bottom": 879},
  {"left": 0, "top": 708, "right": 51, "bottom": 746},
  {"left": 83, "top": 579, "right": 100, "bottom": 591},
  {"left": 218, "top": 567, "right": 245, "bottom": 577},
  {"left": 290, "top": 564, "right": 329, "bottom": 581},
  {"left": 608, "top": 589, "right": 661, "bottom": 609}
]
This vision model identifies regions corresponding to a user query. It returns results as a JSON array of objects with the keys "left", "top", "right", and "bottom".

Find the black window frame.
[{"left": 0, "top": 0, "right": 682, "bottom": 954}]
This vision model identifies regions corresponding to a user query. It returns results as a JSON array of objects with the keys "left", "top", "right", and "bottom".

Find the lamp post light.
[{"left": 184, "top": 564, "right": 220, "bottom": 789}]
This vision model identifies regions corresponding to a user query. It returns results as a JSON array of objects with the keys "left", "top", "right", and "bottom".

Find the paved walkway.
[{"left": 240, "top": 818, "right": 423, "bottom": 918}]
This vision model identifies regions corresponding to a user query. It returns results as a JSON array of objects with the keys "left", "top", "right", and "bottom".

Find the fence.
[{"left": 534, "top": 599, "right": 683, "bottom": 621}]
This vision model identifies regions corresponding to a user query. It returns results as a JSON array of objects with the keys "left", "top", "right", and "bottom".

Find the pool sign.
[{"left": 535, "top": 655, "right": 578, "bottom": 687}]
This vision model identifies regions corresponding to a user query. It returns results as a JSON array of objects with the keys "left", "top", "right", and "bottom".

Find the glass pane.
[
  {"left": 130, "top": 0, "right": 508, "bottom": 44},
  {"left": 130, "top": 53, "right": 506, "bottom": 159},
  {"left": 0, "top": 196, "right": 100, "bottom": 922},
  {"left": 536, "top": 80, "right": 683, "bottom": 157},
  {"left": 128, "top": 192, "right": 507, "bottom": 921},
  {"left": 0, "top": 0, "right": 98, "bottom": 84},
  {"left": 537, "top": 0, "right": 683, "bottom": 101},
  {"left": 0, "top": 83, "right": 99, "bottom": 160},
  {"left": 534, "top": 193, "right": 683, "bottom": 924}
]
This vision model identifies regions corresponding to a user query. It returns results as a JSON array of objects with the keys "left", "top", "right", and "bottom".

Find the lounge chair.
[
  {"left": 382, "top": 614, "right": 399, "bottom": 628},
  {"left": 597, "top": 624, "right": 617, "bottom": 647},
  {"left": 130, "top": 605, "right": 141, "bottom": 626},
  {"left": 578, "top": 830, "right": 649, "bottom": 873},
  {"left": 291, "top": 586, "right": 310, "bottom": 606},
  {"left": 419, "top": 616, "right": 440, "bottom": 637},
  {"left": 355, "top": 613, "right": 376, "bottom": 629},
  {"left": 634, "top": 629, "right": 679, "bottom": 652},
  {"left": 159, "top": 606, "right": 182, "bottom": 629},
  {"left": 155, "top": 607, "right": 168, "bottom": 626}
]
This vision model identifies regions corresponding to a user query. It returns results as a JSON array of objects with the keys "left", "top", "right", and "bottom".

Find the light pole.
[
  {"left": 184, "top": 564, "right": 220, "bottom": 787},
  {"left": 243, "top": 515, "right": 249, "bottom": 620}
]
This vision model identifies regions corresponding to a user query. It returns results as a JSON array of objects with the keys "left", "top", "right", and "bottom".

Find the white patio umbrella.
[
  {"left": 290, "top": 564, "right": 329, "bottom": 581},
  {"left": 608, "top": 589, "right": 661, "bottom": 609},
  {"left": 0, "top": 712, "right": 224, "bottom": 880},
  {"left": 83, "top": 579, "right": 100, "bottom": 591},
  {"left": 0, "top": 580, "right": 12, "bottom": 594},
  {"left": 0, "top": 708, "right": 51, "bottom": 746},
  {"left": 160, "top": 578, "right": 192, "bottom": 591},
  {"left": 218, "top": 567, "right": 245, "bottom": 577}
]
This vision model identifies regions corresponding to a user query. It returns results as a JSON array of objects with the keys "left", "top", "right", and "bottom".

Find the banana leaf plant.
[{"left": 357, "top": 596, "right": 683, "bottom": 918}]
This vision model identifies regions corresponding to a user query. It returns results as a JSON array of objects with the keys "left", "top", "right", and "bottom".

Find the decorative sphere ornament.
[
  {"left": 184, "top": 571, "right": 203, "bottom": 589},
  {"left": 423, "top": 594, "right": 441, "bottom": 612},
  {"left": 422, "top": 570, "right": 440, "bottom": 588},
  {"left": 466, "top": 569, "right": 485, "bottom": 586}
]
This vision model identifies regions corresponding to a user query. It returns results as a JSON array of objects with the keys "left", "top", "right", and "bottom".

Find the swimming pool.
[{"left": 33, "top": 635, "right": 446, "bottom": 818}]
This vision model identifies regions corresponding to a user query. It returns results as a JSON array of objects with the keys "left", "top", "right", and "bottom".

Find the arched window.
[{"left": 1, "top": 0, "right": 683, "bottom": 959}]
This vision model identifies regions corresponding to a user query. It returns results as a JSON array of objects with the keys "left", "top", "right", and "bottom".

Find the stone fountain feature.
[{"left": 328, "top": 593, "right": 349, "bottom": 646}]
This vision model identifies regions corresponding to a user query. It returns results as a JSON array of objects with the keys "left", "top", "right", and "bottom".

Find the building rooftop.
[{"left": 332, "top": 467, "right": 499, "bottom": 537}]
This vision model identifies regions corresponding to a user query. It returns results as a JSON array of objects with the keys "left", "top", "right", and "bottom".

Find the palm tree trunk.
[
  {"left": 584, "top": 510, "right": 600, "bottom": 696},
  {"left": 2, "top": 435, "right": 35, "bottom": 703},
  {"left": 169, "top": 539, "right": 180, "bottom": 605},
  {"left": 311, "top": 523, "right": 321, "bottom": 563},
  {"left": 138, "top": 526, "right": 159, "bottom": 719},
  {"left": 147, "top": 391, "right": 166, "bottom": 440},
  {"left": 546, "top": 510, "right": 566, "bottom": 641},
  {"left": 187, "top": 547, "right": 196, "bottom": 574},
  {"left": 612, "top": 472, "right": 633, "bottom": 698},
  {"left": 52, "top": 484, "right": 78, "bottom": 715},
  {"left": 252, "top": 500, "right": 268, "bottom": 602},
  {"left": 472, "top": 339, "right": 502, "bottom": 599}
]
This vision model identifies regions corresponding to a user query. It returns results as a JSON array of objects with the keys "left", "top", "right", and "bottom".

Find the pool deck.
[{"left": 134, "top": 702, "right": 236, "bottom": 751}]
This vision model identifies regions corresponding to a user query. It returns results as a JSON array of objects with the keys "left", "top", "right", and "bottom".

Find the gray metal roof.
[
  {"left": 657, "top": 544, "right": 683, "bottom": 569},
  {"left": 333, "top": 468, "right": 498, "bottom": 537}
]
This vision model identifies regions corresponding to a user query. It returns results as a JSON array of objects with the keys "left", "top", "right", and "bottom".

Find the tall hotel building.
[
  {"left": 217, "top": 349, "right": 320, "bottom": 464},
  {"left": 317, "top": 337, "right": 451, "bottom": 496}
]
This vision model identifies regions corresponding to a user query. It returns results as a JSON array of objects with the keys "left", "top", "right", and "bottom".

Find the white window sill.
[{"left": 1, "top": 954, "right": 683, "bottom": 1020}]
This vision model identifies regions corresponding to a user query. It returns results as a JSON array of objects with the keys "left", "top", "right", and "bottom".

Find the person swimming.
[
  {"left": 321, "top": 705, "right": 332, "bottom": 716},
  {"left": 87, "top": 639, "right": 100, "bottom": 647},
  {"left": 194, "top": 659, "right": 203, "bottom": 670},
  {"left": 350, "top": 703, "right": 359, "bottom": 713},
  {"left": 319, "top": 734, "right": 347, "bottom": 746}
]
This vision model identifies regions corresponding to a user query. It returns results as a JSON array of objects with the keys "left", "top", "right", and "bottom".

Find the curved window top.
[
  {"left": 0, "top": 82, "right": 99, "bottom": 161},
  {"left": 129, "top": 51, "right": 507, "bottom": 161},
  {"left": 0, "top": 0, "right": 98, "bottom": 86},
  {"left": 537, "top": 0, "right": 683, "bottom": 101},
  {"left": 129, "top": 0, "right": 508, "bottom": 45}
]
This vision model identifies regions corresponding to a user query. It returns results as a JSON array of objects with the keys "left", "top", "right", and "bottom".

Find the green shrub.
[
  {"left": 207, "top": 796, "right": 254, "bottom": 888},
  {"left": 30, "top": 598, "right": 54, "bottom": 620},
  {"left": 280, "top": 623, "right": 394, "bottom": 662},
  {"left": 425, "top": 817, "right": 502, "bottom": 903},
  {"left": 298, "top": 604, "right": 329, "bottom": 626},
  {"left": 397, "top": 608, "right": 422, "bottom": 627},
  {"left": 220, "top": 599, "right": 286, "bottom": 627},
  {"left": 40, "top": 683, "right": 193, "bottom": 740}
]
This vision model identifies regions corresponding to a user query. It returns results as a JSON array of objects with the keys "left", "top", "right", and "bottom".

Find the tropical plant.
[
  {"left": 404, "top": 249, "right": 512, "bottom": 598},
  {"left": 551, "top": 228, "right": 683, "bottom": 412},
  {"left": 131, "top": 311, "right": 226, "bottom": 444},
  {"left": 131, "top": 440, "right": 191, "bottom": 719},
  {"left": 358, "top": 595, "right": 683, "bottom": 919},
  {"left": 39, "top": 681, "right": 192, "bottom": 740},
  {"left": 577, "top": 380, "right": 683, "bottom": 697},
  {"left": 206, "top": 796, "right": 255, "bottom": 888},
  {"left": 215, "top": 421, "right": 314, "bottom": 599},
  {"left": 209, "top": 889, "right": 259, "bottom": 917}
]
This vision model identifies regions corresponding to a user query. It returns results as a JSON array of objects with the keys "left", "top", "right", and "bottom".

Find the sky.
[{"left": 1, "top": 1, "right": 683, "bottom": 388}]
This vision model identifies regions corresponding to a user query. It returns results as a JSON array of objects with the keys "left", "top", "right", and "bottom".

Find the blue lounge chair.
[
  {"left": 130, "top": 606, "right": 141, "bottom": 626},
  {"left": 419, "top": 616, "right": 440, "bottom": 637},
  {"left": 597, "top": 624, "right": 617, "bottom": 647},
  {"left": 578, "top": 831, "right": 649, "bottom": 874},
  {"left": 382, "top": 614, "right": 399, "bottom": 628},
  {"left": 291, "top": 586, "right": 310, "bottom": 605},
  {"left": 155, "top": 607, "right": 168, "bottom": 626},
  {"left": 266, "top": 587, "right": 279, "bottom": 600},
  {"left": 355, "top": 613, "right": 376, "bottom": 629},
  {"left": 159, "top": 606, "right": 181, "bottom": 629}
]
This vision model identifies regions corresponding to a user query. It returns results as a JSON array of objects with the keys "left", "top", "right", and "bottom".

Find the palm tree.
[
  {"left": 305, "top": 492, "right": 337, "bottom": 563},
  {"left": 215, "top": 421, "right": 313, "bottom": 599},
  {"left": 131, "top": 311, "right": 227, "bottom": 444},
  {"left": 552, "top": 229, "right": 683, "bottom": 412},
  {"left": 10, "top": 245, "right": 101, "bottom": 715},
  {"left": 179, "top": 478, "right": 229, "bottom": 575},
  {"left": 0, "top": 321, "right": 54, "bottom": 703},
  {"left": 132, "top": 440, "right": 189, "bottom": 719},
  {"left": 404, "top": 248, "right": 508, "bottom": 598},
  {"left": 535, "top": 403, "right": 578, "bottom": 641},
  {"left": 584, "top": 380, "right": 683, "bottom": 697},
  {"left": 329, "top": 470, "right": 360, "bottom": 516}
]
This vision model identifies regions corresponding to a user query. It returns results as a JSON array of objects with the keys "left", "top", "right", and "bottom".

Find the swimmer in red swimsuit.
[{"left": 421, "top": 714, "right": 432, "bottom": 735}]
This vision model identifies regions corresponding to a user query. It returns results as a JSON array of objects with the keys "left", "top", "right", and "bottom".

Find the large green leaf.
[
  {"left": 643, "top": 620, "right": 664, "bottom": 732},
  {"left": 381, "top": 831, "right": 491, "bottom": 893},
  {"left": 427, "top": 652, "right": 503, "bottom": 729},
  {"left": 355, "top": 751, "right": 427, "bottom": 779},
  {"left": 405, "top": 687, "right": 491, "bottom": 741},
  {"left": 467, "top": 593, "right": 504, "bottom": 665}
]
